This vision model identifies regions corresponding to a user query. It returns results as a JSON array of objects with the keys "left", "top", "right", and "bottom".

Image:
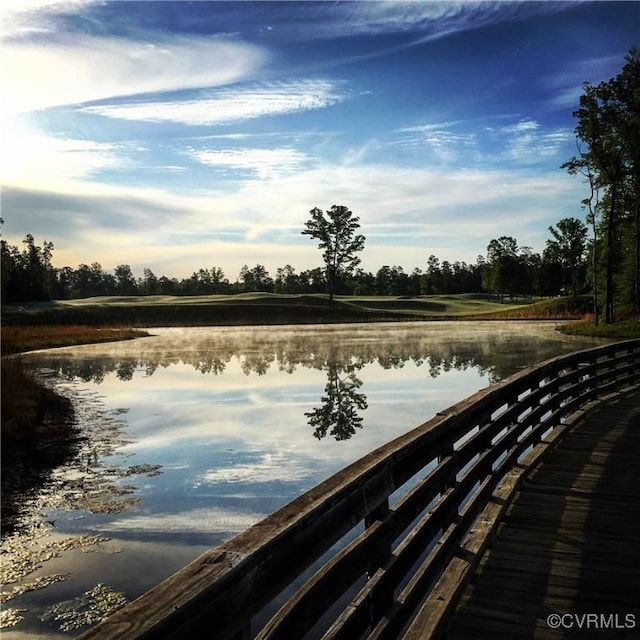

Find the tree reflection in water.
[
  {"left": 305, "top": 360, "right": 368, "bottom": 441},
  {"left": 27, "top": 323, "right": 599, "bottom": 445}
]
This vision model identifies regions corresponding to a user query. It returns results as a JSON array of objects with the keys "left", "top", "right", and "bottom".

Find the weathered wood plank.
[{"left": 443, "top": 387, "right": 640, "bottom": 640}]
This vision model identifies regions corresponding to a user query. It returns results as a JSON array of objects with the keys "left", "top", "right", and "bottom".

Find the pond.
[{"left": 1, "top": 321, "right": 601, "bottom": 638}]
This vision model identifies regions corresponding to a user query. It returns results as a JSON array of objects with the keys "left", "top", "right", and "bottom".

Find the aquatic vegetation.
[
  {"left": 0, "top": 378, "right": 161, "bottom": 634},
  {"left": 41, "top": 583, "right": 128, "bottom": 632},
  {"left": 0, "top": 607, "right": 27, "bottom": 629}
]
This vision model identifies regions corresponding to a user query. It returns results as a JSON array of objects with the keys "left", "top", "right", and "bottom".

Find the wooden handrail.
[{"left": 77, "top": 339, "right": 640, "bottom": 640}]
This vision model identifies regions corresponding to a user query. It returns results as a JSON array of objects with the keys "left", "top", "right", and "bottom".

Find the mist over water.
[{"left": 3, "top": 322, "right": 600, "bottom": 637}]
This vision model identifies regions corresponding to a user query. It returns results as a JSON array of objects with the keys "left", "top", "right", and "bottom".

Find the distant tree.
[
  {"left": 114, "top": 264, "right": 138, "bottom": 295},
  {"left": 239, "top": 264, "right": 273, "bottom": 292},
  {"left": 409, "top": 268, "right": 423, "bottom": 296},
  {"left": 275, "top": 264, "right": 299, "bottom": 294},
  {"left": 483, "top": 236, "right": 520, "bottom": 301},
  {"left": 157, "top": 275, "right": 179, "bottom": 295},
  {"left": 440, "top": 260, "right": 453, "bottom": 294},
  {"left": 301, "top": 267, "right": 326, "bottom": 294},
  {"left": 424, "top": 255, "right": 441, "bottom": 294},
  {"left": 183, "top": 268, "right": 228, "bottom": 295},
  {"left": 53, "top": 266, "right": 74, "bottom": 299},
  {"left": 539, "top": 244, "right": 564, "bottom": 297},
  {"left": 351, "top": 268, "right": 376, "bottom": 296},
  {"left": 72, "top": 264, "right": 92, "bottom": 298},
  {"left": 142, "top": 268, "right": 159, "bottom": 295},
  {"left": 302, "top": 205, "right": 365, "bottom": 301},
  {"left": 390, "top": 266, "right": 410, "bottom": 296},
  {"left": 517, "top": 246, "right": 541, "bottom": 298},
  {"left": 1, "top": 234, "right": 55, "bottom": 301},
  {"left": 546, "top": 217, "right": 588, "bottom": 297},
  {"left": 375, "top": 265, "right": 393, "bottom": 296},
  {"left": 1, "top": 240, "right": 15, "bottom": 302},
  {"left": 209, "top": 267, "right": 229, "bottom": 294}
]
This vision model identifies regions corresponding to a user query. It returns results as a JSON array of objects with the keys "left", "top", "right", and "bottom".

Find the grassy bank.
[
  {"left": 466, "top": 296, "right": 595, "bottom": 320},
  {"left": 2, "top": 294, "right": 418, "bottom": 327},
  {"left": 2, "top": 292, "right": 568, "bottom": 328},
  {"left": 557, "top": 316, "right": 640, "bottom": 339},
  {"left": 1, "top": 325, "right": 150, "bottom": 356}
]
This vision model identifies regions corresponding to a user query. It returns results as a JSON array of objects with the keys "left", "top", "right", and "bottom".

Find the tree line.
[
  {"left": 563, "top": 47, "right": 640, "bottom": 323},
  {"left": 1, "top": 217, "right": 589, "bottom": 304}
]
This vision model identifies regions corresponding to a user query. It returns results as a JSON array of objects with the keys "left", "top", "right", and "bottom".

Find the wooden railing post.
[
  {"left": 439, "top": 441, "right": 458, "bottom": 529},
  {"left": 364, "top": 497, "right": 393, "bottom": 626},
  {"left": 364, "top": 498, "right": 391, "bottom": 576}
]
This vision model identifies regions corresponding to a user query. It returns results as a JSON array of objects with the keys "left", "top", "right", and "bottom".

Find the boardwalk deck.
[{"left": 440, "top": 388, "right": 640, "bottom": 639}]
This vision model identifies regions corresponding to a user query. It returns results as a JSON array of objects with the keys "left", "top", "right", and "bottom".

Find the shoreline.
[
  {"left": 3, "top": 315, "right": 637, "bottom": 358},
  {"left": 1, "top": 309, "right": 634, "bottom": 518}
]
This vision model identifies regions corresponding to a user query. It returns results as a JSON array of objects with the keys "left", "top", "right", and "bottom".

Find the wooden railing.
[{"left": 77, "top": 339, "right": 640, "bottom": 640}]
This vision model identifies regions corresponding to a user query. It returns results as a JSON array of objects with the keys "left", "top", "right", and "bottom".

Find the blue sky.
[{"left": 2, "top": 1, "right": 638, "bottom": 280}]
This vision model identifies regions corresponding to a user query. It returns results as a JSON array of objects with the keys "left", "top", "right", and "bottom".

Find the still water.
[{"left": 2, "top": 322, "right": 600, "bottom": 637}]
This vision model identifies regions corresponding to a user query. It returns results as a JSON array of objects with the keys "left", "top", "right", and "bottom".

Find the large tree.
[
  {"left": 114, "top": 264, "right": 138, "bottom": 296},
  {"left": 563, "top": 48, "right": 640, "bottom": 322},
  {"left": 483, "top": 236, "right": 520, "bottom": 301},
  {"left": 302, "top": 205, "right": 365, "bottom": 301},
  {"left": 547, "top": 217, "right": 588, "bottom": 297}
]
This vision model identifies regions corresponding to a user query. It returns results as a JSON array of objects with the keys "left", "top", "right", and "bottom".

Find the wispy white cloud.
[
  {"left": 0, "top": 0, "right": 95, "bottom": 37},
  {"left": 277, "top": 0, "right": 582, "bottom": 41},
  {"left": 396, "top": 123, "right": 478, "bottom": 163},
  {"left": 506, "top": 129, "right": 573, "bottom": 162},
  {"left": 396, "top": 118, "right": 573, "bottom": 167},
  {"left": 187, "top": 147, "right": 312, "bottom": 179},
  {"left": 543, "top": 54, "right": 626, "bottom": 109},
  {"left": 488, "top": 119, "right": 573, "bottom": 163},
  {"left": 2, "top": 33, "right": 265, "bottom": 114},
  {"left": 82, "top": 79, "right": 347, "bottom": 125},
  {"left": 499, "top": 120, "right": 540, "bottom": 134}
]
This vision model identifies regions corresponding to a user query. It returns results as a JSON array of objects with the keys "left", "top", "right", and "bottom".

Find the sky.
[{"left": 1, "top": 1, "right": 639, "bottom": 281}]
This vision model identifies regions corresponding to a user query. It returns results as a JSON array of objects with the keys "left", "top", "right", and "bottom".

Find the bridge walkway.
[{"left": 424, "top": 388, "right": 640, "bottom": 639}]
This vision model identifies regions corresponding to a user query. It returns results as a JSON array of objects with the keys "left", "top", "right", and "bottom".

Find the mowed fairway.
[
  {"left": 345, "top": 294, "right": 528, "bottom": 316},
  {"left": 2, "top": 293, "right": 591, "bottom": 329},
  {"left": 55, "top": 292, "right": 526, "bottom": 316}
]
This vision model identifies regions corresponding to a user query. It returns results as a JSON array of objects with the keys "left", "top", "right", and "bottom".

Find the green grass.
[
  {"left": 3, "top": 293, "right": 591, "bottom": 328},
  {"left": 2, "top": 293, "right": 412, "bottom": 327},
  {"left": 557, "top": 316, "right": 640, "bottom": 339},
  {"left": 465, "top": 296, "right": 594, "bottom": 320},
  {"left": 1, "top": 325, "right": 150, "bottom": 355},
  {"left": 344, "top": 294, "right": 529, "bottom": 317}
]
